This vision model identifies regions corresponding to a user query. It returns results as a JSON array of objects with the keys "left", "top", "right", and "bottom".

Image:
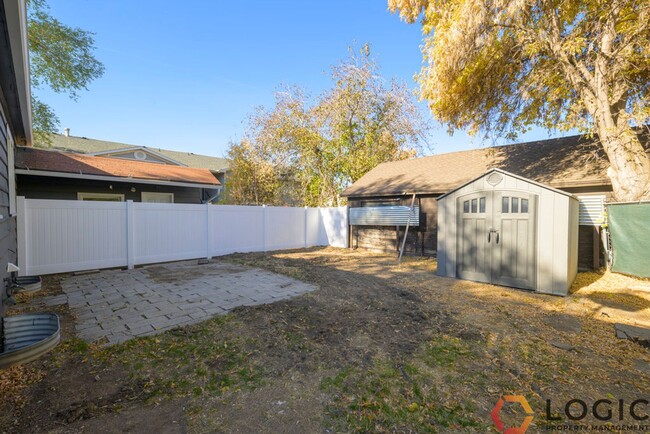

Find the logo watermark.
[
  {"left": 491, "top": 396, "right": 649, "bottom": 433},
  {"left": 491, "top": 395, "right": 535, "bottom": 434}
]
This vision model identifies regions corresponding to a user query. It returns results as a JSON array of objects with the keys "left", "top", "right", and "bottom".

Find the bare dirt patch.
[{"left": 1, "top": 247, "right": 648, "bottom": 433}]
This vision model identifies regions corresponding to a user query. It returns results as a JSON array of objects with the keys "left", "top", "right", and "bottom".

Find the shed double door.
[{"left": 457, "top": 191, "right": 537, "bottom": 290}]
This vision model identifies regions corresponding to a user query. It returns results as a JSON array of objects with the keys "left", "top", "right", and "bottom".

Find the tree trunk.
[{"left": 597, "top": 124, "right": 650, "bottom": 202}]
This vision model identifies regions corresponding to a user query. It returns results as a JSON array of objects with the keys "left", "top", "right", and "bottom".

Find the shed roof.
[
  {"left": 436, "top": 168, "right": 577, "bottom": 200},
  {"left": 341, "top": 132, "right": 650, "bottom": 198},
  {"left": 37, "top": 134, "right": 230, "bottom": 172},
  {"left": 15, "top": 147, "right": 221, "bottom": 186}
]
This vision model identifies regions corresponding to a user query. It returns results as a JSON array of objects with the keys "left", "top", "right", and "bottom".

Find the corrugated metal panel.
[
  {"left": 350, "top": 206, "right": 420, "bottom": 226},
  {"left": 1, "top": 313, "right": 60, "bottom": 369},
  {"left": 578, "top": 195, "right": 605, "bottom": 226}
]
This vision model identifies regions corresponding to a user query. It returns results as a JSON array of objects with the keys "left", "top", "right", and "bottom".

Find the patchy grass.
[
  {"left": 99, "top": 315, "right": 265, "bottom": 400},
  {"left": 422, "top": 334, "right": 474, "bottom": 367},
  {"left": 321, "top": 336, "right": 489, "bottom": 432},
  {"left": 4, "top": 248, "right": 649, "bottom": 433}
]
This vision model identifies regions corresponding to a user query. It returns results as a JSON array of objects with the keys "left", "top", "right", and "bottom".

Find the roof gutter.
[
  {"left": 16, "top": 168, "right": 220, "bottom": 189},
  {"left": 341, "top": 190, "right": 443, "bottom": 199},
  {"left": 343, "top": 180, "right": 612, "bottom": 199}
]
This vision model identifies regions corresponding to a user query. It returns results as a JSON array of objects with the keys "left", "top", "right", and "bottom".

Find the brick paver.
[{"left": 40, "top": 260, "right": 316, "bottom": 345}]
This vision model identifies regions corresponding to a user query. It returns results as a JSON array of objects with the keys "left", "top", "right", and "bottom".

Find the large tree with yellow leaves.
[
  {"left": 389, "top": 0, "right": 650, "bottom": 201},
  {"left": 225, "top": 47, "right": 428, "bottom": 206}
]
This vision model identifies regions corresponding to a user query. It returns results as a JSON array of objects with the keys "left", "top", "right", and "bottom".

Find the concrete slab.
[
  {"left": 615, "top": 323, "right": 650, "bottom": 348},
  {"left": 545, "top": 313, "right": 583, "bottom": 334},
  {"left": 58, "top": 260, "right": 317, "bottom": 345}
]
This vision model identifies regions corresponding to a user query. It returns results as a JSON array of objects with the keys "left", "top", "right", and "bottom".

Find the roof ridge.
[
  {"left": 39, "top": 133, "right": 229, "bottom": 162},
  {"left": 23, "top": 146, "right": 215, "bottom": 172},
  {"left": 341, "top": 132, "right": 620, "bottom": 198},
  {"left": 401, "top": 133, "right": 588, "bottom": 163},
  {"left": 16, "top": 146, "right": 220, "bottom": 186}
]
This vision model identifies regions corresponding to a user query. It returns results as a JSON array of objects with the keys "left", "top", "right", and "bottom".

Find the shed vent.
[
  {"left": 350, "top": 206, "right": 420, "bottom": 226},
  {"left": 578, "top": 195, "right": 605, "bottom": 226}
]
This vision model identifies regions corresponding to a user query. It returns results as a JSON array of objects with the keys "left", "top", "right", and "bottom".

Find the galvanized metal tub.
[
  {"left": 15, "top": 276, "right": 42, "bottom": 293},
  {"left": 1, "top": 313, "right": 60, "bottom": 369}
]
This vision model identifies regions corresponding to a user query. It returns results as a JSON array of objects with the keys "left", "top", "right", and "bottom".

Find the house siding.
[
  {"left": 17, "top": 175, "right": 207, "bottom": 203},
  {"left": 0, "top": 96, "right": 17, "bottom": 317},
  {"left": 348, "top": 194, "right": 438, "bottom": 256},
  {"left": 563, "top": 186, "right": 613, "bottom": 270}
]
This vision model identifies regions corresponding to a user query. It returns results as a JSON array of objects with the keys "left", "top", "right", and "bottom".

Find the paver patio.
[{"left": 40, "top": 260, "right": 316, "bottom": 344}]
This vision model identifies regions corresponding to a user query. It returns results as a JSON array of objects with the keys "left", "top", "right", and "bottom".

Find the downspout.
[{"left": 202, "top": 190, "right": 222, "bottom": 204}]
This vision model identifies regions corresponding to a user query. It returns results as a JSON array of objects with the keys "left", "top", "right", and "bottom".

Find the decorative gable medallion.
[{"left": 486, "top": 172, "right": 503, "bottom": 186}]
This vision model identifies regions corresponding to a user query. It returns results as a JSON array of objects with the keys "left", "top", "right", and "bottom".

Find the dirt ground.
[{"left": 1, "top": 247, "right": 648, "bottom": 433}]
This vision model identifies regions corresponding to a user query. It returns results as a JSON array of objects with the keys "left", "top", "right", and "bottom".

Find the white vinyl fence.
[{"left": 16, "top": 197, "right": 348, "bottom": 276}]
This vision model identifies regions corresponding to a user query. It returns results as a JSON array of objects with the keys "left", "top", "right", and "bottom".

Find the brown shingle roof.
[
  {"left": 16, "top": 147, "right": 221, "bottom": 186},
  {"left": 341, "top": 133, "right": 649, "bottom": 197}
]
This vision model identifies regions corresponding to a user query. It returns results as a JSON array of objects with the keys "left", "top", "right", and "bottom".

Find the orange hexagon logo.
[{"left": 491, "top": 395, "right": 535, "bottom": 434}]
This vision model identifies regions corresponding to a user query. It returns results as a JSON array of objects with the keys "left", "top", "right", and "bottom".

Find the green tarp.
[{"left": 608, "top": 202, "right": 650, "bottom": 278}]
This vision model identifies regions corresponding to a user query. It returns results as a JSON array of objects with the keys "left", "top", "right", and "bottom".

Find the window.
[
  {"left": 464, "top": 197, "right": 486, "bottom": 214},
  {"left": 502, "top": 196, "right": 510, "bottom": 213},
  {"left": 502, "top": 197, "right": 528, "bottom": 214},
  {"left": 141, "top": 192, "right": 174, "bottom": 203},
  {"left": 77, "top": 192, "right": 125, "bottom": 202}
]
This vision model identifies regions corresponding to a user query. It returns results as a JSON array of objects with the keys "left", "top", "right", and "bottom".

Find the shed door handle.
[
  {"left": 496, "top": 232, "right": 500, "bottom": 244},
  {"left": 487, "top": 232, "right": 491, "bottom": 243}
]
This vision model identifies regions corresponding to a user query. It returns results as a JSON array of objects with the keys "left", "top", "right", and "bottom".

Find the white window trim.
[
  {"left": 77, "top": 192, "right": 125, "bottom": 201},
  {"left": 141, "top": 192, "right": 174, "bottom": 203}
]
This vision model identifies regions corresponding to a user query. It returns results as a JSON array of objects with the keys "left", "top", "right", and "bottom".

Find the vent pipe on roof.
[{"left": 63, "top": 128, "right": 70, "bottom": 137}]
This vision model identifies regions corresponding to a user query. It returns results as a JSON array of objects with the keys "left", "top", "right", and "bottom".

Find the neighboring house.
[
  {"left": 15, "top": 147, "right": 221, "bottom": 204},
  {"left": 341, "top": 132, "right": 650, "bottom": 270},
  {"left": 38, "top": 132, "right": 230, "bottom": 185}
]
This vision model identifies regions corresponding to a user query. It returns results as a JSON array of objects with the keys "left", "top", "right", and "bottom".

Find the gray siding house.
[
  {"left": 0, "top": 0, "right": 33, "bottom": 322},
  {"left": 15, "top": 145, "right": 223, "bottom": 204},
  {"left": 38, "top": 132, "right": 229, "bottom": 185}
]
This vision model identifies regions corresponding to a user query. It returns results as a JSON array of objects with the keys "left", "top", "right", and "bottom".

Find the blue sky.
[{"left": 39, "top": 0, "right": 573, "bottom": 158}]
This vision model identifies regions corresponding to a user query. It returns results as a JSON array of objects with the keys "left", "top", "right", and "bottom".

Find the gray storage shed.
[{"left": 437, "top": 169, "right": 579, "bottom": 296}]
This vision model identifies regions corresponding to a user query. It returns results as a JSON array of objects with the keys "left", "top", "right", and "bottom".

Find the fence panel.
[
  {"left": 18, "top": 198, "right": 127, "bottom": 275},
  {"left": 320, "top": 206, "right": 348, "bottom": 248},
  {"left": 210, "top": 205, "right": 266, "bottom": 256},
  {"left": 305, "top": 208, "right": 322, "bottom": 247},
  {"left": 133, "top": 203, "right": 208, "bottom": 265},
  {"left": 607, "top": 202, "right": 650, "bottom": 278},
  {"left": 17, "top": 198, "right": 349, "bottom": 276},
  {"left": 265, "top": 207, "right": 307, "bottom": 251}
]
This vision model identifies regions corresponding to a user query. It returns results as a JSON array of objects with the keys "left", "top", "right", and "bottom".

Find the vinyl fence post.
[
  {"left": 206, "top": 202, "right": 213, "bottom": 260},
  {"left": 262, "top": 205, "right": 267, "bottom": 252},
  {"left": 16, "top": 196, "right": 27, "bottom": 276},
  {"left": 304, "top": 206, "right": 308, "bottom": 248},
  {"left": 126, "top": 200, "right": 135, "bottom": 269}
]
